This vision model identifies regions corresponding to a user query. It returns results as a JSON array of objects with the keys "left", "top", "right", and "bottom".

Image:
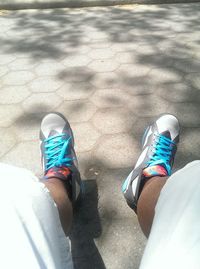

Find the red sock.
[
  {"left": 143, "top": 165, "right": 168, "bottom": 178},
  {"left": 45, "top": 166, "right": 71, "bottom": 181}
]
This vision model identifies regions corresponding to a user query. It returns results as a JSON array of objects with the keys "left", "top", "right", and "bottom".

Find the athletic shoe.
[
  {"left": 40, "top": 112, "right": 82, "bottom": 205},
  {"left": 122, "top": 114, "right": 180, "bottom": 212}
]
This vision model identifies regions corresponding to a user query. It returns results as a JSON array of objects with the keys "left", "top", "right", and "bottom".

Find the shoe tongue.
[
  {"left": 161, "top": 130, "right": 171, "bottom": 140},
  {"left": 49, "top": 130, "right": 69, "bottom": 139},
  {"left": 49, "top": 130, "right": 59, "bottom": 137},
  {"left": 143, "top": 165, "right": 168, "bottom": 178}
]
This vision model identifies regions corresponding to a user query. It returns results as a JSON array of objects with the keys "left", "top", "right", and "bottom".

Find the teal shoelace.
[
  {"left": 147, "top": 134, "right": 175, "bottom": 175},
  {"left": 44, "top": 134, "right": 73, "bottom": 171}
]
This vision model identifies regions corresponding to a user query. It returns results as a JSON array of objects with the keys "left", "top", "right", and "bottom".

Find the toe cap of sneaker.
[{"left": 156, "top": 114, "right": 180, "bottom": 140}]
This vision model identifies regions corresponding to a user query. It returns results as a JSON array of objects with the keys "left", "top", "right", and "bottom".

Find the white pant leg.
[
  {"left": 0, "top": 163, "right": 73, "bottom": 269},
  {"left": 139, "top": 161, "right": 200, "bottom": 269}
]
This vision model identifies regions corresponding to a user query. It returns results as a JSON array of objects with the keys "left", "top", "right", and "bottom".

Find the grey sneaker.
[
  {"left": 40, "top": 112, "right": 82, "bottom": 205},
  {"left": 122, "top": 114, "right": 180, "bottom": 212}
]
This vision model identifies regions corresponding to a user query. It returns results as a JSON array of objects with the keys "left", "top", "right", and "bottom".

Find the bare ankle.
[{"left": 137, "top": 176, "right": 168, "bottom": 237}]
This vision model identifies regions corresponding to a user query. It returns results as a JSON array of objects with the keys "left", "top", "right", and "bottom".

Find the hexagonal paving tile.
[
  {"left": 57, "top": 82, "right": 94, "bottom": 100},
  {"left": 157, "top": 82, "right": 199, "bottom": 103},
  {"left": 195, "top": 50, "right": 200, "bottom": 60},
  {"left": 173, "top": 58, "right": 200, "bottom": 73},
  {"left": 74, "top": 150, "right": 94, "bottom": 179},
  {"left": 23, "top": 93, "right": 62, "bottom": 113},
  {"left": 2, "top": 71, "right": 35, "bottom": 86},
  {"left": 0, "top": 66, "right": 9, "bottom": 77},
  {"left": 111, "top": 42, "right": 139, "bottom": 53},
  {"left": 2, "top": 141, "right": 41, "bottom": 176},
  {"left": 89, "top": 48, "right": 115, "bottom": 60},
  {"left": 73, "top": 45, "right": 91, "bottom": 54},
  {"left": 62, "top": 55, "right": 91, "bottom": 68},
  {"left": 0, "top": 85, "right": 30, "bottom": 104},
  {"left": 130, "top": 116, "right": 155, "bottom": 141},
  {"left": 0, "top": 26, "right": 12, "bottom": 34},
  {"left": 120, "top": 76, "right": 154, "bottom": 96},
  {"left": 163, "top": 44, "right": 195, "bottom": 59},
  {"left": 110, "top": 44, "right": 129, "bottom": 54},
  {"left": 0, "top": 104, "right": 23, "bottom": 127},
  {"left": 29, "top": 76, "right": 63, "bottom": 93},
  {"left": 0, "top": 54, "right": 16, "bottom": 65},
  {"left": 116, "top": 51, "right": 138, "bottom": 64},
  {"left": 92, "top": 108, "right": 135, "bottom": 134},
  {"left": 128, "top": 94, "right": 169, "bottom": 117},
  {"left": 91, "top": 72, "right": 120, "bottom": 89},
  {"left": 187, "top": 41, "right": 200, "bottom": 53},
  {"left": 0, "top": 127, "right": 17, "bottom": 158},
  {"left": 157, "top": 39, "right": 178, "bottom": 53},
  {"left": 148, "top": 68, "right": 182, "bottom": 85},
  {"left": 13, "top": 115, "right": 41, "bottom": 141},
  {"left": 168, "top": 103, "right": 200, "bottom": 127},
  {"left": 138, "top": 53, "right": 174, "bottom": 68},
  {"left": 35, "top": 61, "right": 65, "bottom": 76},
  {"left": 57, "top": 100, "right": 97, "bottom": 123},
  {"left": 95, "top": 168, "right": 146, "bottom": 267},
  {"left": 70, "top": 122, "right": 101, "bottom": 152},
  {"left": 57, "top": 67, "right": 93, "bottom": 83},
  {"left": 8, "top": 58, "right": 37, "bottom": 71},
  {"left": 94, "top": 133, "right": 140, "bottom": 169},
  {"left": 172, "top": 33, "right": 197, "bottom": 43},
  {"left": 86, "top": 31, "right": 108, "bottom": 41},
  {"left": 95, "top": 218, "right": 145, "bottom": 269},
  {"left": 89, "top": 41, "right": 112, "bottom": 49},
  {"left": 117, "top": 63, "right": 151, "bottom": 78},
  {"left": 91, "top": 89, "right": 130, "bottom": 108},
  {"left": 178, "top": 128, "right": 200, "bottom": 164},
  {"left": 88, "top": 59, "right": 120, "bottom": 72},
  {"left": 186, "top": 73, "right": 200, "bottom": 90},
  {"left": 135, "top": 44, "right": 159, "bottom": 55},
  {"left": 97, "top": 168, "right": 138, "bottom": 220}
]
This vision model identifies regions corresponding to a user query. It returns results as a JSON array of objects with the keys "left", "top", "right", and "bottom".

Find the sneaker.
[
  {"left": 122, "top": 114, "right": 180, "bottom": 212},
  {"left": 40, "top": 112, "right": 82, "bottom": 205}
]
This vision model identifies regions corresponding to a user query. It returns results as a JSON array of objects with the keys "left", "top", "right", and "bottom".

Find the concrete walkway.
[{"left": 0, "top": 3, "right": 200, "bottom": 269}]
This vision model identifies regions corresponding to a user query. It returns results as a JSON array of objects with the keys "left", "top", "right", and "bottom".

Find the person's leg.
[
  {"left": 137, "top": 176, "right": 168, "bottom": 237},
  {"left": 0, "top": 113, "right": 82, "bottom": 268},
  {"left": 139, "top": 161, "right": 200, "bottom": 269},
  {"left": 40, "top": 112, "right": 82, "bottom": 236},
  {"left": 0, "top": 163, "right": 74, "bottom": 269},
  {"left": 122, "top": 114, "right": 180, "bottom": 221},
  {"left": 122, "top": 114, "right": 200, "bottom": 268},
  {"left": 42, "top": 177, "right": 73, "bottom": 236}
]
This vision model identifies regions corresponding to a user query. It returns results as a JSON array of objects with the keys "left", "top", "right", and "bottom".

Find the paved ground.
[{"left": 0, "top": 3, "right": 200, "bottom": 269}]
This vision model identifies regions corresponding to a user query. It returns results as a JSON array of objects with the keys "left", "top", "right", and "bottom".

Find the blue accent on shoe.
[
  {"left": 150, "top": 170, "right": 162, "bottom": 176},
  {"left": 44, "top": 134, "right": 73, "bottom": 171},
  {"left": 147, "top": 134, "right": 175, "bottom": 175},
  {"left": 122, "top": 178, "right": 128, "bottom": 193}
]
